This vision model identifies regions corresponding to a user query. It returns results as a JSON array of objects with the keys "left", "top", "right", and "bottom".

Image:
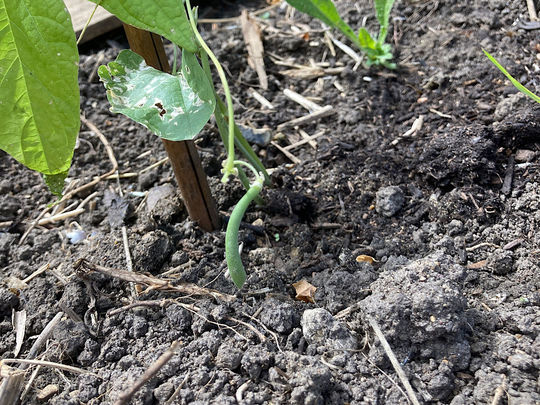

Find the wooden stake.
[{"left": 122, "top": 25, "right": 219, "bottom": 231}]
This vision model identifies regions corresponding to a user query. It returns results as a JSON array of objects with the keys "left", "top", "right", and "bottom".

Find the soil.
[{"left": 1, "top": 1, "right": 539, "bottom": 404}]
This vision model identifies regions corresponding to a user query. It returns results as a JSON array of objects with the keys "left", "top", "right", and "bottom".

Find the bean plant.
[
  {"left": 0, "top": 0, "right": 269, "bottom": 288},
  {"left": 286, "top": 0, "right": 397, "bottom": 68}
]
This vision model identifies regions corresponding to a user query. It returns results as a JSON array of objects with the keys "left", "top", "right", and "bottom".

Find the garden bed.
[{"left": 1, "top": 0, "right": 539, "bottom": 404}]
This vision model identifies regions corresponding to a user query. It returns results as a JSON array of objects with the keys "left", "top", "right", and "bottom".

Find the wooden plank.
[{"left": 65, "top": 0, "right": 122, "bottom": 43}]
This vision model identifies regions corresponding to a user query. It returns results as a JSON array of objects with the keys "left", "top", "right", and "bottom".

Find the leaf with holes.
[
  {"left": 0, "top": 0, "right": 79, "bottom": 188},
  {"left": 98, "top": 49, "right": 215, "bottom": 141}
]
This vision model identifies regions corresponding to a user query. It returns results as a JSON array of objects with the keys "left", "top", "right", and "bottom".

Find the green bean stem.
[
  {"left": 226, "top": 178, "right": 263, "bottom": 288},
  {"left": 185, "top": 0, "right": 236, "bottom": 182}
]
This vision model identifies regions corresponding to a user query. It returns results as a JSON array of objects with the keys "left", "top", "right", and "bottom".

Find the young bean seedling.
[
  {"left": 1, "top": 0, "right": 269, "bottom": 288},
  {"left": 97, "top": 0, "right": 267, "bottom": 288},
  {"left": 286, "top": 0, "right": 397, "bottom": 68}
]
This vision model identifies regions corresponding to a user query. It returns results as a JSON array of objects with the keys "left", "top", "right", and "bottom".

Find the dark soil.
[{"left": 1, "top": 1, "right": 539, "bottom": 404}]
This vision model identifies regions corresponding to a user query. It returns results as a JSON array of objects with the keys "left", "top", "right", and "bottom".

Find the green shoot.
[
  {"left": 185, "top": 0, "right": 236, "bottom": 182},
  {"left": 483, "top": 49, "right": 540, "bottom": 104},
  {"left": 286, "top": 0, "right": 396, "bottom": 68}
]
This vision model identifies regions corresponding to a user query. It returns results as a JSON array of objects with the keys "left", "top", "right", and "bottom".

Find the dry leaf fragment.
[
  {"left": 12, "top": 309, "right": 26, "bottom": 357},
  {"left": 356, "top": 255, "right": 376, "bottom": 264},
  {"left": 292, "top": 279, "right": 317, "bottom": 303},
  {"left": 240, "top": 10, "right": 268, "bottom": 89}
]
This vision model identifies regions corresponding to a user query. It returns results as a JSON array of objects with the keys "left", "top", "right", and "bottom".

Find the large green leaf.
[
  {"left": 90, "top": 0, "right": 198, "bottom": 52},
  {"left": 98, "top": 49, "right": 215, "bottom": 141},
  {"left": 285, "top": 0, "right": 360, "bottom": 47},
  {"left": 0, "top": 0, "right": 79, "bottom": 177}
]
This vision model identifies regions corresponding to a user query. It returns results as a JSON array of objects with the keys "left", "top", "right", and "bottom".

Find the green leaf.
[
  {"left": 374, "top": 0, "right": 395, "bottom": 30},
  {"left": 358, "top": 28, "right": 376, "bottom": 50},
  {"left": 90, "top": 0, "right": 198, "bottom": 52},
  {"left": 44, "top": 171, "right": 68, "bottom": 197},
  {"left": 99, "top": 49, "right": 215, "bottom": 141},
  {"left": 285, "top": 0, "right": 360, "bottom": 47},
  {"left": 483, "top": 49, "right": 540, "bottom": 104},
  {"left": 374, "top": 0, "right": 395, "bottom": 45},
  {"left": 0, "top": 0, "right": 79, "bottom": 176}
]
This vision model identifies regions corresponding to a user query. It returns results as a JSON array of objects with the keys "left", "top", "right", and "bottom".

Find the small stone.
[
  {"left": 301, "top": 308, "right": 357, "bottom": 351},
  {"left": 37, "top": 384, "right": 59, "bottom": 401},
  {"left": 241, "top": 345, "right": 273, "bottom": 379},
  {"left": 447, "top": 219, "right": 464, "bottom": 236},
  {"left": 133, "top": 230, "right": 173, "bottom": 273},
  {"left": 165, "top": 304, "right": 192, "bottom": 331},
  {"left": 145, "top": 184, "right": 182, "bottom": 224},
  {"left": 0, "top": 287, "right": 20, "bottom": 316},
  {"left": 376, "top": 186, "right": 405, "bottom": 217},
  {"left": 486, "top": 249, "right": 514, "bottom": 275},
  {"left": 515, "top": 149, "right": 536, "bottom": 163},
  {"left": 138, "top": 169, "right": 159, "bottom": 190},
  {"left": 259, "top": 298, "right": 297, "bottom": 334},
  {"left": 146, "top": 184, "right": 176, "bottom": 212},
  {"left": 0, "top": 232, "right": 17, "bottom": 252},
  {"left": 215, "top": 344, "right": 243, "bottom": 369},
  {"left": 508, "top": 353, "right": 534, "bottom": 371}
]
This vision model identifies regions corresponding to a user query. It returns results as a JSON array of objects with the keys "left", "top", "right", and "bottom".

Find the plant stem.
[
  {"left": 225, "top": 177, "right": 263, "bottom": 288},
  {"left": 185, "top": 0, "right": 236, "bottom": 182},
  {"left": 77, "top": 1, "right": 101, "bottom": 45},
  {"left": 171, "top": 44, "right": 178, "bottom": 75}
]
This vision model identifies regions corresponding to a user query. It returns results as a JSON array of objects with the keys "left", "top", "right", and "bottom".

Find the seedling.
[
  {"left": 483, "top": 49, "right": 540, "bottom": 104},
  {"left": 286, "top": 0, "right": 397, "bottom": 68},
  {"left": 0, "top": 0, "right": 269, "bottom": 288}
]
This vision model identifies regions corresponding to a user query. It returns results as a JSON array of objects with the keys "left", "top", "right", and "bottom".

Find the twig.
[
  {"left": 360, "top": 352, "right": 412, "bottom": 403},
  {"left": 74, "top": 259, "right": 236, "bottom": 303},
  {"left": 391, "top": 115, "right": 424, "bottom": 145},
  {"left": 236, "top": 380, "right": 251, "bottom": 404},
  {"left": 490, "top": 375, "right": 507, "bottom": 405},
  {"left": 429, "top": 108, "right": 452, "bottom": 119},
  {"left": 19, "top": 116, "right": 118, "bottom": 245},
  {"left": 526, "top": 0, "right": 538, "bottom": 21},
  {"left": 277, "top": 105, "right": 334, "bottom": 131},
  {"left": 283, "top": 89, "right": 323, "bottom": 112},
  {"left": 114, "top": 341, "right": 181, "bottom": 405},
  {"left": 139, "top": 157, "right": 169, "bottom": 174},
  {"left": 249, "top": 89, "right": 274, "bottom": 109},
  {"left": 107, "top": 299, "right": 172, "bottom": 316},
  {"left": 367, "top": 315, "right": 421, "bottom": 405},
  {"left": 0, "top": 359, "right": 98, "bottom": 377},
  {"left": 0, "top": 312, "right": 64, "bottom": 405},
  {"left": 88, "top": 51, "right": 105, "bottom": 83},
  {"left": 327, "top": 32, "right": 362, "bottom": 65},
  {"left": 270, "top": 141, "right": 301, "bottom": 164},
  {"left": 242, "top": 311, "right": 283, "bottom": 352},
  {"left": 226, "top": 316, "right": 266, "bottom": 343},
  {"left": 22, "top": 263, "right": 50, "bottom": 284},
  {"left": 284, "top": 130, "right": 324, "bottom": 151},
  {"left": 37, "top": 208, "right": 85, "bottom": 226},
  {"left": 465, "top": 242, "right": 500, "bottom": 252},
  {"left": 240, "top": 10, "right": 268, "bottom": 89},
  {"left": 164, "top": 373, "right": 190, "bottom": 405}
]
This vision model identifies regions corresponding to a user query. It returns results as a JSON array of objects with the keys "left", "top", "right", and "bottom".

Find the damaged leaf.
[
  {"left": 98, "top": 49, "right": 215, "bottom": 141},
  {"left": 292, "top": 279, "right": 317, "bottom": 303}
]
